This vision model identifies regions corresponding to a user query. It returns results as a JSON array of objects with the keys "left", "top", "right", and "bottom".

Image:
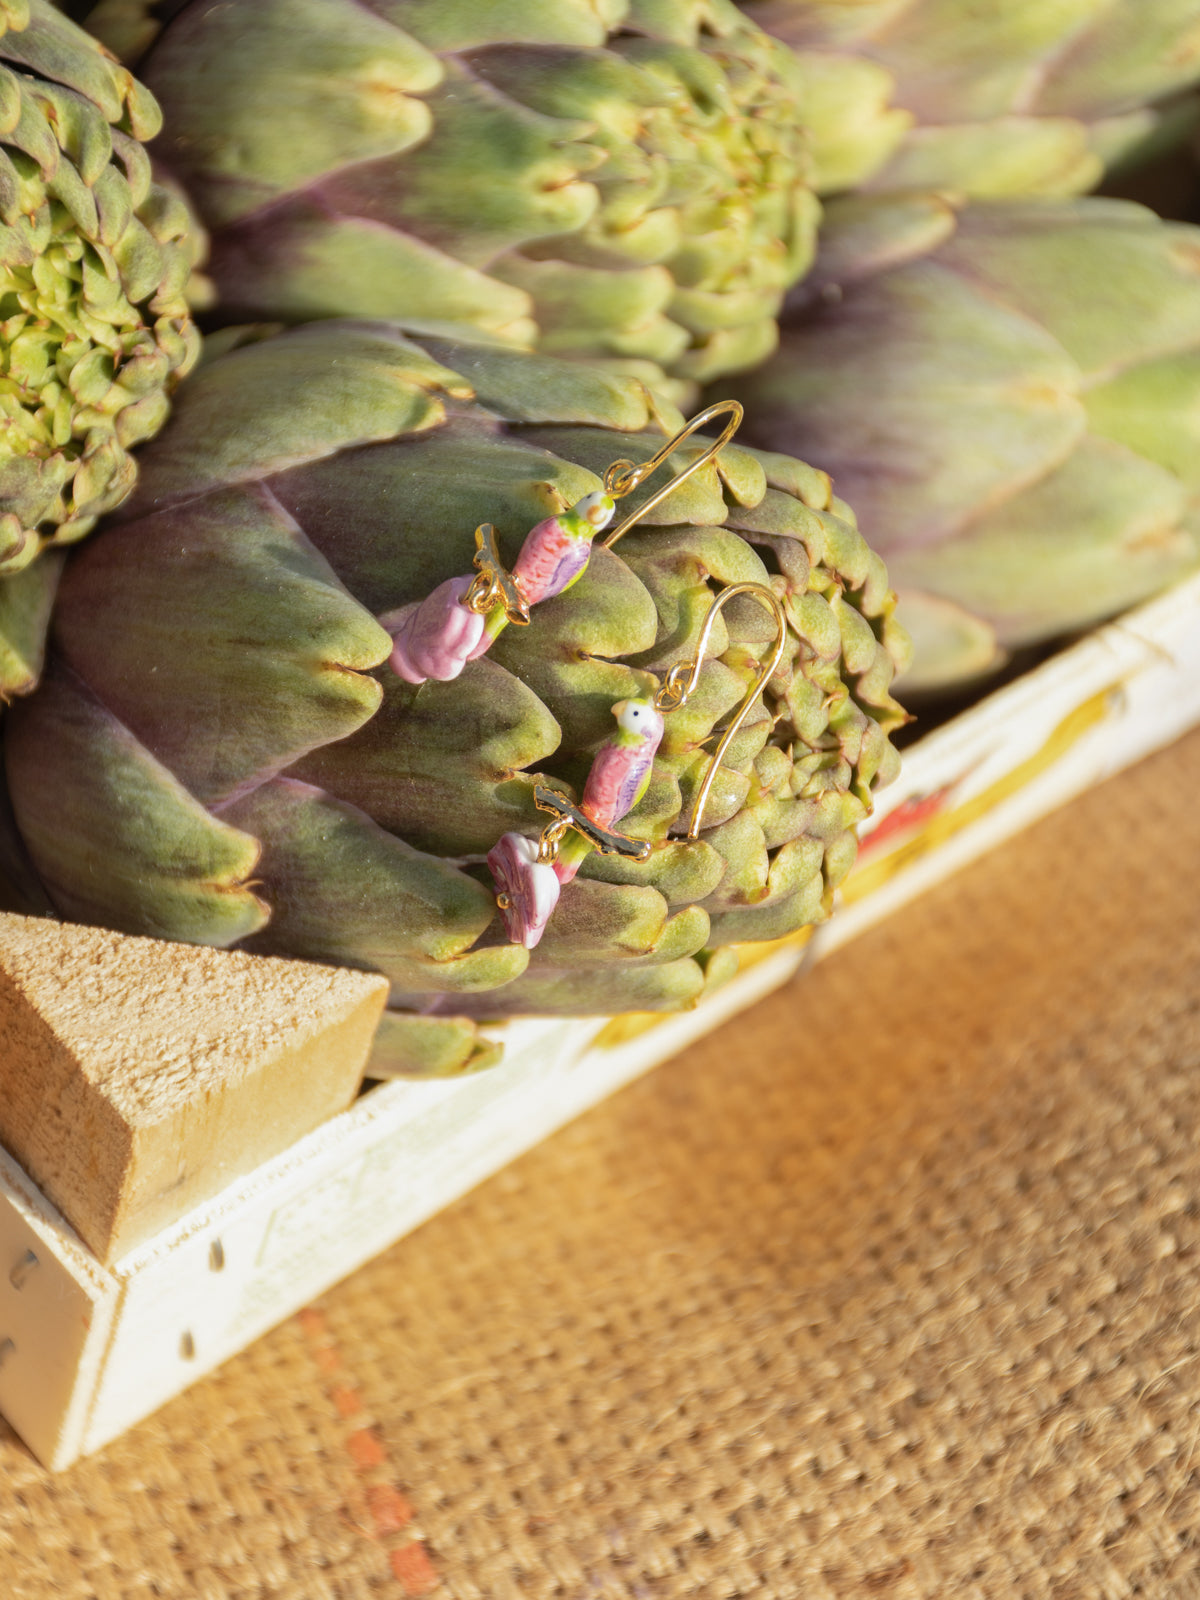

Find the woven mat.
[{"left": 3, "top": 727, "right": 1200, "bottom": 1600}]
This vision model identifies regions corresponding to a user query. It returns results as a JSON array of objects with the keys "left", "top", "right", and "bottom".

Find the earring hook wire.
[
  {"left": 601, "top": 400, "right": 743, "bottom": 550},
  {"left": 653, "top": 581, "right": 788, "bottom": 842}
]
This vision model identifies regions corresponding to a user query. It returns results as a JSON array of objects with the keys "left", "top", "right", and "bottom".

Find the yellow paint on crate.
[
  {"left": 591, "top": 927, "right": 818, "bottom": 1051},
  {"left": 591, "top": 1012, "right": 676, "bottom": 1050},
  {"left": 841, "top": 685, "right": 1119, "bottom": 905}
]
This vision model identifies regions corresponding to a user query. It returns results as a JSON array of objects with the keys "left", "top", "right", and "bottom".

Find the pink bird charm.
[
  {"left": 486, "top": 693, "right": 664, "bottom": 946},
  {"left": 552, "top": 695, "right": 665, "bottom": 885}
]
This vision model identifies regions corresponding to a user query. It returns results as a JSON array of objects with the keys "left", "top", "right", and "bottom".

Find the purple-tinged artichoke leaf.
[
  {"left": 0, "top": 551, "right": 60, "bottom": 697},
  {"left": 694, "top": 810, "right": 768, "bottom": 908},
  {"left": 836, "top": 595, "right": 886, "bottom": 677},
  {"left": 226, "top": 778, "right": 527, "bottom": 992},
  {"left": 367, "top": 1009, "right": 503, "bottom": 1081},
  {"left": 413, "top": 335, "right": 682, "bottom": 430},
  {"left": 5, "top": 661, "right": 268, "bottom": 945},
  {"left": 432, "top": 955, "right": 707, "bottom": 1018},
  {"left": 620, "top": 522, "right": 771, "bottom": 598},
  {"left": 53, "top": 484, "right": 393, "bottom": 805},
  {"left": 785, "top": 49, "right": 910, "bottom": 193},
  {"left": 317, "top": 63, "right": 600, "bottom": 268},
  {"left": 709, "top": 441, "right": 770, "bottom": 509},
  {"left": 790, "top": 783, "right": 869, "bottom": 841},
  {"left": 498, "top": 254, "right": 689, "bottom": 369},
  {"left": 733, "top": 252, "right": 1085, "bottom": 552},
  {"left": 8, "top": 1, "right": 145, "bottom": 128},
  {"left": 70, "top": 0, "right": 161, "bottom": 65},
  {"left": 0, "top": 735, "right": 56, "bottom": 917},
  {"left": 465, "top": 35, "right": 678, "bottom": 125},
  {"left": 822, "top": 829, "right": 860, "bottom": 892},
  {"left": 891, "top": 591, "right": 1004, "bottom": 695},
  {"left": 847, "top": 1, "right": 1096, "bottom": 124},
  {"left": 579, "top": 833, "right": 726, "bottom": 904},
  {"left": 664, "top": 748, "right": 753, "bottom": 837},
  {"left": 145, "top": 0, "right": 442, "bottom": 225},
  {"left": 789, "top": 193, "right": 956, "bottom": 304},
  {"left": 489, "top": 544, "right": 659, "bottom": 751},
  {"left": 520, "top": 426, "right": 732, "bottom": 527},
  {"left": 748, "top": 794, "right": 821, "bottom": 853},
  {"left": 1040, "top": 3, "right": 1200, "bottom": 120},
  {"left": 210, "top": 204, "right": 538, "bottom": 337},
  {"left": 37, "top": 79, "right": 112, "bottom": 189},
  {"left": 289, "top": 659, "right": 561, "bottom": 857},
  {"left": 1085, "top": 350, "right": 1200, "bottom": 493},
  {"left": 662, "top": 692, "right": 771, "bottom": 781},
  {"left": 120, "top": 321, "right": 472, "bottom": 518},
  {"left": 868, "top": 117, "right": 1101, "bottom": 199},
  {"left": 723, "top": 487, "right": 826, "bottom": 586},
  {"left": 739, "top": 444, "right": 833, "bottom": 512},
  {"left": 937, "top": 201, "right": 1200, "bottom": 376},
  {"left": 667, "top": 316, "right": 783, "bottom": 390},
  {"left": 696, "top": 942, "right": 740, "bottom": 998},
  {"left": 382, "top": 0, "right": 619, "bottom": 53},
  {"left": 1082, "top": 108, "right": 1165, "bottom": 171},
  {"left": 532, "top": 876, "right": 709, "bottom": 967},
  {"left": 706, "top": 876, "right": 828, "bottom": 946},
  {"left": 268, "top": 426, "right": 600, "bottom": 615},
  {"left": 890, "top": 435, "right": 1198, "bottom": 649}
]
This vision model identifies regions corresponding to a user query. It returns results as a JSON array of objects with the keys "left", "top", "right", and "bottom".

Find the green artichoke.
[
  {"left": 741, "top": 0, "right": 1200, "bottom": 197},
  {"left": 2, "top": 321, "right": 907, "bottom": 1075},
  {"left": 81, "top": 0, "right": 818, "bottom": 394},
  {"left": 725, "top": 194, "right": 1200, "bottom": 691},
  {"left": 0, "top": 0, "right": 202, "bottom": 696}
]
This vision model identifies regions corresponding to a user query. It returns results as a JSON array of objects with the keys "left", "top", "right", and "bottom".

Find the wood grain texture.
[{"left": 0, "top": 916, "right": 387, "bottom": 1263}]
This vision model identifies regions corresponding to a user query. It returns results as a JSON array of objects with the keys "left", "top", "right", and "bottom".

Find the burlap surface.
[{"left": 2, "top": 725, "right": 1199, "bottom": 1600}]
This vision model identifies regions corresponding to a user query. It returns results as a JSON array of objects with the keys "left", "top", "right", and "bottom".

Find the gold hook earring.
[
  {"left": 470, "top": 398, "right": 745, "bottom": 613},
  {"left": 601, "top": 399, "right": 743, "bottom": 551},
  {"left": 390, "top": 400, "right": 744, "bottom": 686},
  {"left": 651, "top": 581, "right": 788, "bottom": 839},
  {"left": 530, "top": 578, "right": 787, "bottom": 859}
]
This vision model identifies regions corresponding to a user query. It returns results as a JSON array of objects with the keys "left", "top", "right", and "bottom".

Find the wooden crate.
[{"left": 3, "top": 570, "right": 1199, "bottom": 1470}]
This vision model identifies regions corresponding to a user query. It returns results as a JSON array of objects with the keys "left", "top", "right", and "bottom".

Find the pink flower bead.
[
  {"left": 387, "top": 575, "right": 488, "bottom": 684},
  {"left": 487, "top": 832, "right": 561, "bottom": 950}
]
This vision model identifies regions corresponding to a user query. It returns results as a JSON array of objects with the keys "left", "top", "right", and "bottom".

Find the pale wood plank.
[{"left": 0, "top": 916, "right": 387, "bottom": 1263}]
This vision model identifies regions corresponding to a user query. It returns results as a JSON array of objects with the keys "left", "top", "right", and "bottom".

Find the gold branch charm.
[
  {"left": 463, "top": 523, "right": 530, "bottom": 624},
  {"left": 533, "top": 785, "right": 652, "bottom": 864}
]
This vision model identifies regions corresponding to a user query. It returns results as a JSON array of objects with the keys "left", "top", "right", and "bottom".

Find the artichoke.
[
  {"left": 741, "top": 0, "right": 1200, "bottom": 197},
  {"left": 2, "top": 321, "right": 907, "bottom": 1076},
  {"left": 0, "top": 0, "right": 201, "bottom": 696},
  {"left": 79, "top": 0, "right": 818, "bottom": 394},
  {"left": 726, "top": 194, "right": 1200, "bottom": 691}
]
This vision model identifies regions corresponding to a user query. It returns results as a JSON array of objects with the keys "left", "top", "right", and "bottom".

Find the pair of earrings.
[
  {"left": 487, "top": 581, "right": 788, "bottom": 949},
  {"left": 380, "top": 398, "right": 789, "bottom": 949},
  {"left": 386, "top": 401, "right": 744, "bottom": 684}
]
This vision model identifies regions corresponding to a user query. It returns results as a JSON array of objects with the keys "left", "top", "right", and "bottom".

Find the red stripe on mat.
[{"left": 297, "top": 1306, "right": 439, "bottom": 1595}]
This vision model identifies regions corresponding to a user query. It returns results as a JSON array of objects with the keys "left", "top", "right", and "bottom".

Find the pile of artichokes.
[{"left": 0, "top": 0, "right": 1196, "bottom": 1066}]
